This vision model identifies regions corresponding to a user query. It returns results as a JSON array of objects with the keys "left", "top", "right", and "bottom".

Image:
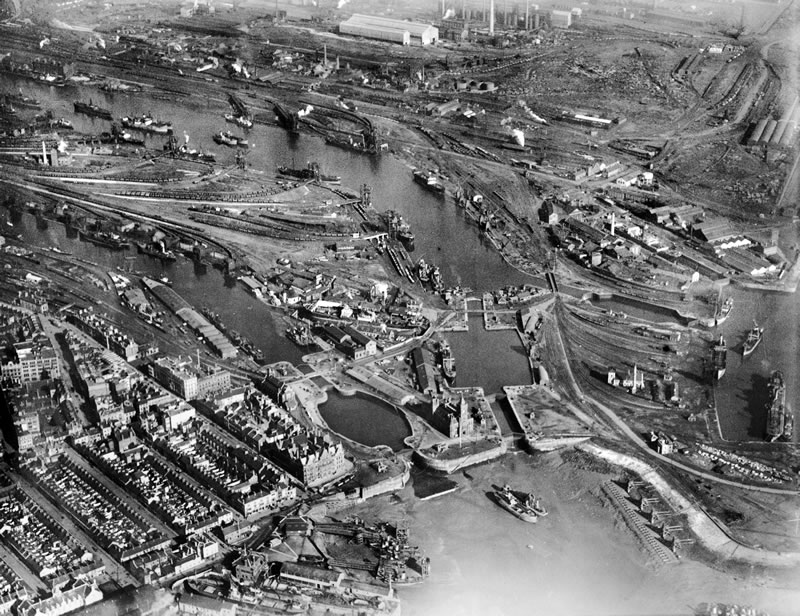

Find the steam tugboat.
[
  {"left": 493, "top": 484, "right": 546, "bottom": 523},
  {"left": 413, "top": 169, "right": 445, "bottom": 195},
  {"left": 742, "top": 320, "right": 763, "bottom": 357},
  {"left": 438, "top": 339, "right": 456, "bottom": 384}
]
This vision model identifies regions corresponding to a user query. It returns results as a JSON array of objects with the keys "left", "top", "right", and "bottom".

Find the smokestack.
[
  {"left": 323, "top": 44, "right": 327, "bottom": 65},
  {"left": 462, "top": 0, "right": 465, "bottom": 19},
  {"left": 525, "top": 0, "right": 529, "bottom": 30},
  {"left": 489, "top": 0, "right": 495, "bottom": 34},
  {"left": 610, "top": 212, "right": 616, "bottom": 236}
]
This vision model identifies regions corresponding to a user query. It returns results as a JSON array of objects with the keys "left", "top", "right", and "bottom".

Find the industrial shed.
[{"left": 339, "top": 14, "right": 438, "bottom": 45}]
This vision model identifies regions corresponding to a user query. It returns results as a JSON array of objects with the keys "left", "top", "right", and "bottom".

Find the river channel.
[{"left": 4, "top": 76, "right": 796, "bottom": 445}]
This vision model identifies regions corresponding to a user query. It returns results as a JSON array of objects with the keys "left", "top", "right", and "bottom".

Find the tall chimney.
[
  {"left": 489, "top": 0, "right": 495, "bottom": 34},
  {"left": 323, "top": 44, "right": 327, "bottom": 65},
  {"left": 610, "top": 211, "right": 616, "bottom": 236},
  {"left": 525, "top": 0, "right": 529, "bottom": 30}
]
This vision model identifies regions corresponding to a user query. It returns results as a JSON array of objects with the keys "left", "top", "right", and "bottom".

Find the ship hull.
[
  {"left": 493, "top": 489, "right": 539, "bottom": 523},
  {"left": 73, "top": 102, "right": 112, "bottom": 120}
]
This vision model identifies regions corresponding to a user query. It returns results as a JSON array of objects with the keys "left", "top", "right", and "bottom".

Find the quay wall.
[
  {"left": 578, "top": 442, "right": 800, "bottom": 568},
  {"left": 413, "top": 440, "right": 508, "bottom": 474}
]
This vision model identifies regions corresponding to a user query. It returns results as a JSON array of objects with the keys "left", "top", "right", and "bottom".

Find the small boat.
[
  {"left": 493, "top": 484, "right": 545, "bottom": 523},
  {"left": 742, "top": 320, "right": 763, "bottom": 357}
]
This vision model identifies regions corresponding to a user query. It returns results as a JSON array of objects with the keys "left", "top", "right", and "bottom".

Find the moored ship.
[
  {"left": 765, "top": 370, "right": 786, "bottom": 442},
  {"left": 413, "top": 169, "right": 445, "bottom": 195},
  {"left": 213, "top": 131, "right": 248, "bottom": 147},
  {"left": 73, "top": 100, "right": 112, "bottom": 120},
  {"left": 121, "top": 114, "right": 173, "bottom": 134},
  {"left": 716, "top": 296, "right": 733, "bottom": 325},
  {"left": 742, "top": 320, "right": 763, "bottom": 357},
  {"left": 711, "top": 335, "right": 727, "bottom": 381},
  {"left": 78, "top": 229, "right": 129, "bottom": 250},
  {"left": 224, "top": 113, "right": 253, "bottom": 128},
  {"left": 385, "top": 210, "right": 415, "bottom": 247},
  {"left": 493, "top": 484, "right": 546, "bottom": 523},
  {"left": 438, "top": 339, "right": 456, "bottom": 383},
  {"left": 5, "top": 91, "right": 40, "bottom": 109},
  {"left": 286, "top": 324, "right": 315, "bottom": 348},
  {"left": 136, "top": 242, "right": 176, "bottom": 261},
  {"left": 277, "top": 161, "right": 341, "bottom": 183},
  {"left": 175, "top": 144, "right": 216, "bottom": 162}
]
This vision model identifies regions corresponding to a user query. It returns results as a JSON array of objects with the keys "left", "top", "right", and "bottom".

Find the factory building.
[
  {"left": 550, "top": 10, "right": 572, "bottom": 28},
  {"left": 340, "top": 14, "right": 439, "bottom": 46}
]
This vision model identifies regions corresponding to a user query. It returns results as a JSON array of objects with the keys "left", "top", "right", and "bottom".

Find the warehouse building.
[{"left": 340, "top": 14, "right": 439, "bottom": 45}]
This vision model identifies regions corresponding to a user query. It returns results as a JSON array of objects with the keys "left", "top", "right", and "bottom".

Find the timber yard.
[{"left": 0, "top": 0, "right": 798, "bottom": 615}]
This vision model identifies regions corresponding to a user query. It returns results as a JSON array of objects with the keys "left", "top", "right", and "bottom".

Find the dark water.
[
  {"left": 714, "top": 289, "right": 799, "bottom": 442},
  {"left": 7, "top": 77, "right": 793, "bottom": 444},
  {"left": 4, "top": 76, "right": 529, "bottom": 293},
  {"left": 448, "top": 316, "right": 532, "bottom": 394},
  {"left": 318, "top": 389, "right": 411, "bottom": 450},
  {"left": 5, "top": 210, "right": 305, "bottom": 366}
]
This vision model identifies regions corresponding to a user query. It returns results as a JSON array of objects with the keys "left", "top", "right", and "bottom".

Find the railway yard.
[{"left": 0, "top": 0, "right": 800, "bottom": 614}]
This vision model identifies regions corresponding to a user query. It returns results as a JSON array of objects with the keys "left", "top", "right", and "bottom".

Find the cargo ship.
[
  {"left": 224, "top": 113, "right": 253, "bottom": 129},
  {"left": 742, "top": 320, "right": 763, "bottom": 357},
  {"left": 5, "top": 91, "right": 40, "bottom": 109},
  {"left": 324, "top": 133, "right": 370, "bottom": 153},
  {"left": 78, "top": 229, "right": 129, "bottom": 250},
  {"left": 121, "top": 114, "right": 173, "bottom": 134},
  {"left": 766, "top": 370, "right": 786, "bottom": 442},
  {"left": 711, "top": 335, "right": 727, "bottom": 380},
  {"left": 174, "top": 144, "right": 216, "bottom": 162},
  {"left": 438, "top": 339, "right": 456, "bottom": 384},
  {"left": 73, "top": 100, "right": 112, "bottom": 120},
  {"left": 136, "top": 242, "right": 177, "bottom": 261},
  {"left": 213, "top": 131, "right": 248, "bottom": 147},
  {"left": 493, "top": 484, "right": 546, "bottom": 523},
  {"left": 101, "top": 128, "right": 145, "bottom": 145},
  {"left": 277, "top": 161, "right": 341, "bottom": 183},
  {"left": 417, "top": 258, "right": 430, "bottom": 283},
  {"left": 413, "top": 169, "right": 445, "bottom": 195},
  {"left": 782, "top": 411, "right": 794, "bottom": 441},
  {"left": 385, "top": 210, "right": 414, "bottom": 247}
]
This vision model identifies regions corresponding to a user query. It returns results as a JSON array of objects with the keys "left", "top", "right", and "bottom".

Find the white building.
[
  {"left": 340, "top": 14, "right": 438, "bottom": 45},
  {"left": 551, "top": 10, "right": 572, "bottom": 28}
]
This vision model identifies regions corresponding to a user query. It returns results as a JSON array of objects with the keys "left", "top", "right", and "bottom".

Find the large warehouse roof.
[{"left": 340, "top": 13, "right": 438, "bottom": 44}]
